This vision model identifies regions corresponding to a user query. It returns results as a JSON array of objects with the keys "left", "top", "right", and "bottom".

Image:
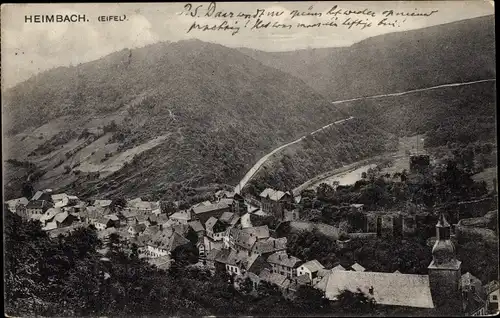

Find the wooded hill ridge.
[
  {"left": 2, "top": 15, "right": 496, "bottom": 201},
  {"left": 238, "top": 15, "right": 495, "bottom": 100}
]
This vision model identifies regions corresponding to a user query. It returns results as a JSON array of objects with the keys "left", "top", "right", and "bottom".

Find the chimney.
[
  {"left": 160, "top": 224, "right": 163, "bottom": 231},
  {"left": 273, "top": 240, "right": 276, "bottom": 248}
]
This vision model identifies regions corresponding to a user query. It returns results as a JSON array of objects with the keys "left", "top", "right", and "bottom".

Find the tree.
[
  {"left": 63, "top": 226, "right": 101, "bottom": 258},
  {"left": 238, "top": 277, "right": 254, "bottom": 295},
  {"left": 111, "top": 198, "right": 127, "bottom": 212},
  {"left": 401, "top": 169, "right": 408, "bottom": 182},
  {"left": 171, "top": 244, "right": 199, "bottom": 267},
  {"left": 185, "top": 227, "right": 199, "bottom": 245},
  {"left": 335, "top": 288, "right": 376, "bottom": 314},
  {"left": 160, "top": 200, "right": 177, "bottom": 216},
  {"left": 294, "top": 285, "right": 329, "bottom": 313},
  {"left": 22, "top": 182, "right": 34, "bottom": 199},
  {"left": 107, "top": 232, "right": 122, "bottom": 255},
  {"left": 317, "top": 183, "right": 334, "bottom": 201}
]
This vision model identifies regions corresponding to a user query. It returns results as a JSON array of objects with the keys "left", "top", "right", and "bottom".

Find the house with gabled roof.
[
  {"left": 287, "top": 274, "right": 313, "bottom": 295},
  {"left": 31, "top": 189, "right": 53, "bottom": 202},
  {"left": 94, "top": 199, "right": 112, "bottom": 208},
  {"left": 155, "top": 213, "right": 170, "bottom": 224},
  {"left": 134, "top": 213, "right": 151, "bottom": 226},
  {"left": 218, "top": 250, "right": 270, "bottom": 278},
  {"left": 484, "top": 280, "right": 499, "bottom": 314},
  {"left": 142, "top": 225, "right": 161, "bottom": 237},
  {"left": 267, "top": 251, "right": 303, "bottom": 279},
  {"left": 204, "top": 217, "right": 226, "bottom": 254},
  {"left": 125, "top": 198, "right": 159, "bottom": 213},
  {"left": 52, "top": 211, "right": 79, "bottom": 228},
  {"left": 128, "top": 223, "right": 147, "bottom": 237},
  {"left": 147, "top": 214, "right": 159, "bottom": 225},
  {"left": 351, "top": 262, "right": 366, "bottom": 272},
  {"left": 259, "top": 188, "right": 293, "bottom": 219},
  {"left": 144, "top": 229, "right": 190, "bottom": 258},
  {"left": 42, "top": 221, "right": 58, "bottom": 231},
  {"left": 215, "top": 190, "right": 235, "bottom": 200},
  {"left": 172, "top": 223, "right": 190, "bottom": 237},
  {"left": 26, "top": 200, "right": 53, "bottom": 217},
  {"left": 192, "top": 200, "right": 212, "bottom": 208},
  {"left": 52, "top": 193, "right": 79, "bottom": 208},
  {"left": 94, "top": 216, "right": 112, "bottom": 231},
  {"left": 219, "top": 211, "right": 239, "bottom": 226},
  {"left": 228, "top": 225, "right": 270, "bottom": 255},
  {"left": 54, "top": 197, "right": 71, "bottom": 209},
  {"left": 296, "top": 260, "right": 325, "bottom": 281},
  {"left": 206, "top": 217, "right": 228, "bottom": 240},
  {"left": 119, "top": 209, "right": 139, "bottom": 225},
  {"left": 105, "top": 214, "right": 120, "bottom": 227},
  {"left": 40, "top": 207, "right": 62, "bottom": 225},
  {"left": 251, "top": 237, "right": 287, "bottom": 257},
  {"left": 332, "top": 264, "right": 346, "bottom": 271},
  {"left": 191, "top": 202, "right": 231, "bottom": 224},
  {"left": 259, "top": 268, "right": 291, "bottom": 291},
  {"left": 233, "top": 231, "right": 257, "bottom": 254},
  {"left": 6, "top": 197, "right": 29, "bottom": 215},
  {"left": 169, "top": 210, "right": 192, "bottom": 225},
  {"left": 242, "top": 225, "right": 270, "bottom": 240},
  {"left": 461, "top": 272, "right": 488, "bottom": 316},
  {"left": 79, "top": 206, "right": 103, "bottom": 224},
  {"left": 188, "top": 220, "right": 205, "bottom": 237},
  {"left": 313, "top": 268, "right": 333, "bottom": 285},
  {"left": 29, "top": 213, "right": 42, "bottom": 222},
  {"left": 325, "top": 271, "right": 435, "bottom": 308},
  {"left": 51, "top": 193, "right": 69, "bottom": 203},
  {"left": 204, "top": 248, "right": 222, "bottom": 269}
]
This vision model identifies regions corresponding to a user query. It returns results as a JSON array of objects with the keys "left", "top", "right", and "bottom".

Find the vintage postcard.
[{"left": 2, "top": 1, "right": 497, "bottom": 317}]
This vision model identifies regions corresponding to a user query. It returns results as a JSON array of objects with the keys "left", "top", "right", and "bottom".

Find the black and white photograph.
[{"left": 2, "top": 1, "right": 498, "bottom": 316}]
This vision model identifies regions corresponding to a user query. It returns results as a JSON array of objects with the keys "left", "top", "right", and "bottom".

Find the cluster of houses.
[
  {"left": 4, "top": 187, "right": 300, "bottom": 267},
  {"left": 5, "top": 184, "right": 499, "bottom": 315}
]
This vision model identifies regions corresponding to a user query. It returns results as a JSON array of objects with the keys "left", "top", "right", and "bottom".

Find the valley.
[{"left": 2, "top": 15, "right": 496, "bottom": 207}]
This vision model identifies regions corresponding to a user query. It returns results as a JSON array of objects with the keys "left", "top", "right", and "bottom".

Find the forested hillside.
[
  {"left": 3, "top": 15, "right": 495, "bottom": 201},
  {"left": 339, "top": 81, "right": 496, "bottom": 148},
  {"left": 248, "top": 118, "right": 398, "bottom": 192},
  {"left": 239, "top": 15, "right": 495, "bottom": 100},
  {"left": 3, "top": 39, "right": 346, "bottom": 200}
]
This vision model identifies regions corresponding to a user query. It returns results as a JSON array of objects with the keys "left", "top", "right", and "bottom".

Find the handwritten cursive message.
[{"left": 179, "top": 2, "right": 439, "bottom": 36}]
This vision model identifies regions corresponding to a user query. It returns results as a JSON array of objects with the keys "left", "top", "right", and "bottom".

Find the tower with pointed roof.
[{"left": 428, "top": 212, "right": 462, "bottom": 312}]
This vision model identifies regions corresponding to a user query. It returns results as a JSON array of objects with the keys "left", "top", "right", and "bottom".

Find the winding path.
[
  {"left": 330, "top": 79, "right": 496, "bottom": 105},
  {"left": 234, "top": 78, "right": 496, "bottom": 194},
  {"left": 234, "top": 116, "right": 354, "bottom": 194}
]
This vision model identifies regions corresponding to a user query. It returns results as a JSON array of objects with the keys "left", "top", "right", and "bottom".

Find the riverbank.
[{"left": 292, "top": 154, "right": 397, "bottom": 195}]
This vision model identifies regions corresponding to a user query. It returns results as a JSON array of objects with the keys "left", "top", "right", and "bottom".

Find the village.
[{"left": 5, "top": 154, "right": 499, "bottom": 316}]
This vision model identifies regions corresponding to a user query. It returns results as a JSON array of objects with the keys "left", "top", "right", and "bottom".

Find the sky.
[{"left": 1, "top": 1, "right": 495, "bottom": 88}]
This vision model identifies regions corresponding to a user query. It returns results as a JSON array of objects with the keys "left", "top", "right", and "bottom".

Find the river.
[{"left": 307, "top": 164, "right": 377, "bottom": 190}]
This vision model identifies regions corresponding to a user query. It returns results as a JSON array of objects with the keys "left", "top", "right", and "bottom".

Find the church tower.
[{"left": 428, "top": 212, "right": 462, "bottom": 312}]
